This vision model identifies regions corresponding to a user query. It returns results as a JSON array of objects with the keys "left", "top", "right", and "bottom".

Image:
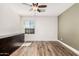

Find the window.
[{"left": 24, "top": 20, "right": 35, "bottom": 34}]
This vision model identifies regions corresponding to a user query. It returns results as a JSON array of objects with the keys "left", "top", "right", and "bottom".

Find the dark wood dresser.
[{"left": 0, "top": 33, "right": 24, "bottom": 56}]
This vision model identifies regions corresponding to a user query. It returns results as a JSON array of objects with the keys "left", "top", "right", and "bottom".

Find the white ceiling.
[{"left": 10, "top": 3, "right": 74, "bottom": 16}]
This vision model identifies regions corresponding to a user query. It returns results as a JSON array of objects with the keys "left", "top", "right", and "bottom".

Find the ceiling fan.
[{"left": 22, "top": 3, "right": 47, "bottom": 13}]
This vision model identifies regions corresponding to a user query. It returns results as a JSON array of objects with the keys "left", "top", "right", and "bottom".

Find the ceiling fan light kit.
[{"left": 32, "top": 5, "right": 38, "bottom": 11}]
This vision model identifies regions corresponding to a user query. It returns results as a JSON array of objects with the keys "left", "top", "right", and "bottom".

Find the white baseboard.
[
  {"left": 57, "top": 40, "right": 79, "bottom": 55},
  {"left": 24, "top": 39, "right": 58, "bottom": 41}
]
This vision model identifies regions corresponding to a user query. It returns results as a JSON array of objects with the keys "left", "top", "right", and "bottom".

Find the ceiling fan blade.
[
  {"left": 37, "top": 9, "right": 41, "bottom": 12},
  {"left": 37, "top": 9, "right": 45, "bottom": 12},
  {"left": 22, "top": 3, "right": 32, "bottom": 6},
  {"left": 32, "top": 3, "right": 38, "bottom": 6},
  {"left": 38, "top": 5, "right": 47, "bottom": 8}
]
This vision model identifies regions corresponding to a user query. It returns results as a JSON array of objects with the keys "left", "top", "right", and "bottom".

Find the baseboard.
[
  {"left": 24, "top": 39, "right": 58, "bottom": 41},
  {"left": 57, "top": 40, "right": 79, "bottom": 55}
]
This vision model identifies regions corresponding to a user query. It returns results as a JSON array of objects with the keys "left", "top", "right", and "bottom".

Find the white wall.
[
  {"left": 22, "top": 16, "right": 58, "bottom": 41},
  {"left": 0, "top": 4, "right": 23, "bottom": 38}
]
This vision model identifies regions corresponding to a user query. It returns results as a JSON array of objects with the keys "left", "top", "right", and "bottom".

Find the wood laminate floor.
[{"left": 10, "top": 41, "right": 78, "bottom": 56}]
